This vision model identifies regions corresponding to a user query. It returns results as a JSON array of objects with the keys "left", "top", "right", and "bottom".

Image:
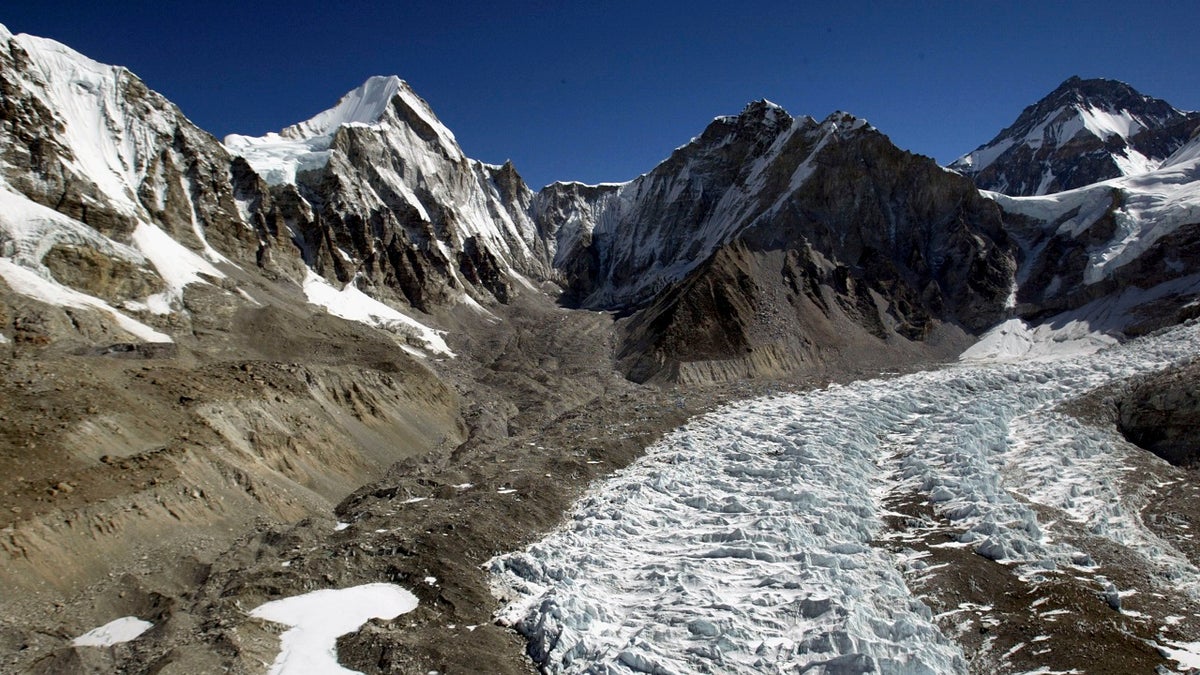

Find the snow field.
[
  {"left": 249, "top": 583, "right": 419, "bottom": 675},
  {"left": 491, "top": 321, "right": 1200, "bottom": 674}
]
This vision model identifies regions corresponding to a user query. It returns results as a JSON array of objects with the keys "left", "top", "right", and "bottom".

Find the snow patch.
[
  {"left": 991, "top": 145, "right": 1200, "bottom": 284},
  {"left": 249, "top": 583, "right": 418, "bottom": 675},
  {"left": 72, "top": 616, "right": 153, "bottom": 647},
  {"left": 301, "top": 271, "right": 452, "bottom": 357},
  {"left": 130, "top": 222, "right": 223, "bottom": 312},
  {"left": 1159, "top": 639, "right": 1200, "bottom": 671}
]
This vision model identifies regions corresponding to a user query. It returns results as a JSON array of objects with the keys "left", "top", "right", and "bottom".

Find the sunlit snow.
[
  {"left": 991, "top": 143, "right": 1200, "bottom": 285},
  {"left": 959, "top": 318, "right": 1115, "bottom": 362},
  {"left": 250, "top": 583, "right": 418, "bottom": 675},
  {"left": 1159, "top": 639, "right": 1200, "bottom": 671},
  {"left": 72, "top": 616, "right": 153, "bottom": 647},
  {"left": 301, "top": 271, "right": 453, "bottom": 357},
  {"left": 130, "top": 221, "right": 224, "bottom": 313}
]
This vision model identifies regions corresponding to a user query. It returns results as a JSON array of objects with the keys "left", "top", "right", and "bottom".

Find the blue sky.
[{"left": 5, "top": 2, "right": 1199, "bottom": 189}]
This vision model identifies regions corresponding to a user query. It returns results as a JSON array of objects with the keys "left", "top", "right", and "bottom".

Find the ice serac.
[
  {"left": 952, "top": 76, "right": 1200, "bottom": 196},
  {"left": 225, "top": 76, "right": 555, "bottom": 312},
  {"left": 539, "top": 102, "right": 1016, "bottom": 382}
]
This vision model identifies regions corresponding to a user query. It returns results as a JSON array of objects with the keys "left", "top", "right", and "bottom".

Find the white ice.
[
  {"left": 990, "top": 139, "right": 1200, "bottom": 285},
  {"left": 959, "top": 318, "right": 1116, "bottom": 363},
  {"left": 250, "top": 583, "right": 418, "bottom": 675},
  {"left": 72, "top": 616, "right": 153, "bottom": 647},
  {"left": 491, "top": 321, "right": 1200, "bottom": 674},
  {"left": 1159, "top": 639, "right": 1200, "bottom": 671}
]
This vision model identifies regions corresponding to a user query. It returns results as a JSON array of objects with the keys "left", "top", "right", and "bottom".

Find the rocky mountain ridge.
[
  {"left": 226, "top": 75, "right": 557, "bottom": 314},
  {"left": 2, "top": 23, "right": 1200, "bottom": 674},
  {"left": 537, "top": 102, "right": 1017, "bottom": 381},
  {"left": 952, "top": 76, "right": 1200, "bottom": 196}
]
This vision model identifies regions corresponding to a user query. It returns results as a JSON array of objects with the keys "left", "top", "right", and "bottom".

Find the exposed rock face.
[
  {"left": 225, "top": 77, "right": 556, "bottom": 312},
  {"left": 0, "top": 27, "right": 467, "bottom": 634},
  {"left": 952, "top": 76, "right": 1200, "bottom": 196},
  {"left": 540, "top": 103, "right": 1015, "bottom": 381},
  {"left": 1117, "top": 360, "right": 1200, "bottom": 466},
  {"left": 991, "top": 133, "right": 1200, "bottom": 335}
]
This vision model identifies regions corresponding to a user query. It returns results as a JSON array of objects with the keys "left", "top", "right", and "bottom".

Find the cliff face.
[
  {"left": 227, "top": 76, "right": 557, "bottom": 314},
  {"left": 541, "top": 104, "right": 1015, "bottom": 382}
]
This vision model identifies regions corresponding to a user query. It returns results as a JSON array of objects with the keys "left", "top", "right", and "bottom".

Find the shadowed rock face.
[
  {"left": 953, "top": 76, "right": 1200, "bottom": 196},
  {"left": 544, "top": 103, "right": 1015, "bottom": 382},
  {"left": 1117, "top": 360, "right": 1200, "bottom": 467}
]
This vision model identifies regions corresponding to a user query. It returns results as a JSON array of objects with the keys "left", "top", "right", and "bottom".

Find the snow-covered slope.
[
  {"left": 225, "top": 76, "right": 554, "bottom": 310},
  {"left": 953, "top": 77, "right": 1200, "bottom": 196},
  {"left": 988, "top": 129, "right": 1200, "bottom": 337},
  {"left": 0, "top": 25, "right": 454, "bottom": 356},
  {"left": 0, "top": 22, "right": 263, "bottom": 343}
]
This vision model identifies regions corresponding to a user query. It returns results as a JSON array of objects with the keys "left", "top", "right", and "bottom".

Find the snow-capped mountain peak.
[
  {"left": 952, "top": 76, "right": 1200, "bottom": 196},
  {"left": 224, "top": 75, "right": 463, "bottom": 185},
  {"left": 223, "top": 74, "right": 552, "bottom": 309},
  {"left": 281, "top": 75, "right": 406, "bottom": 138},
  {"left": 277, "top": 75, "right": 461, "bottom": 157}
]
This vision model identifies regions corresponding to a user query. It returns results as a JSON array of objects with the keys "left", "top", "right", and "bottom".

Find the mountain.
[
  {"left": 225, "top": 75, "right": 555, "bottom": 313},
  {"left": 952, "top": 76, "right": 1200, "bottom": 196},
  {"left": 0, "top": 24, "right": 468, "bottom": 636},
  {"left": 990, "top": 124, "right": 1200, "bottom": 337},
  {"left": 3, "top": 23, "right": 1200, "bottom": 675},
  {"left": 0, "top": 25, "right": 288, "bottom": 330},
  {"left": 540, "top": 102, "right": 1015, "bottom": 382}
]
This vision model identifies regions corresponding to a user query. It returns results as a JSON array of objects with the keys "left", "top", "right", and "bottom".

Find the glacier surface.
[{"left": 491, "top": 321, "right": 1200, "bottom": 674}]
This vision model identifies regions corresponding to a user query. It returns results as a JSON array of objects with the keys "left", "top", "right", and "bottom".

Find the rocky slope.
[
  {"left": 225, "top": 76, "right": 556, "bottom": 313},
  {"left": 1116, "top": 358, "right": 1200, "bottom": 467},
  {"left": 952, "top": 76, "right": 1200, "bottom": 196},
  {"left": 0, "top": 24, "right": 466, "bottom": 631},
  {"left": 2, "top": 21, "right": 1200, "bottom": 675},
  {"left": 540, "top": 103, "right": 1016, "bottom": 382}
]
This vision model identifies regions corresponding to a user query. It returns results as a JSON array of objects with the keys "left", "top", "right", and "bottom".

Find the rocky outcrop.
[
  {"left": 0, "top": 28, "right": 281, "bottom": 275},
  {"left": 990, "top": 137, "right": 1200, "bottom": 336},
  {"left": 953, "top": 76, "right": 1200, "bottom": 196},
  {"left": 1116, "top": 359, "right": 1200, "bottom": 466}
]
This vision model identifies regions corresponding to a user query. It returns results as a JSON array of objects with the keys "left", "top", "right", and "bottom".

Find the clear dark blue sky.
[{"left": 5, "top": 2, "right": 1198, "bottom": 189}]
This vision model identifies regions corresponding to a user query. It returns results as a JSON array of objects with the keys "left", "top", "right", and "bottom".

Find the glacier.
[{"left": 490, "top": 320, "right": 1200, "bottom": 674}]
